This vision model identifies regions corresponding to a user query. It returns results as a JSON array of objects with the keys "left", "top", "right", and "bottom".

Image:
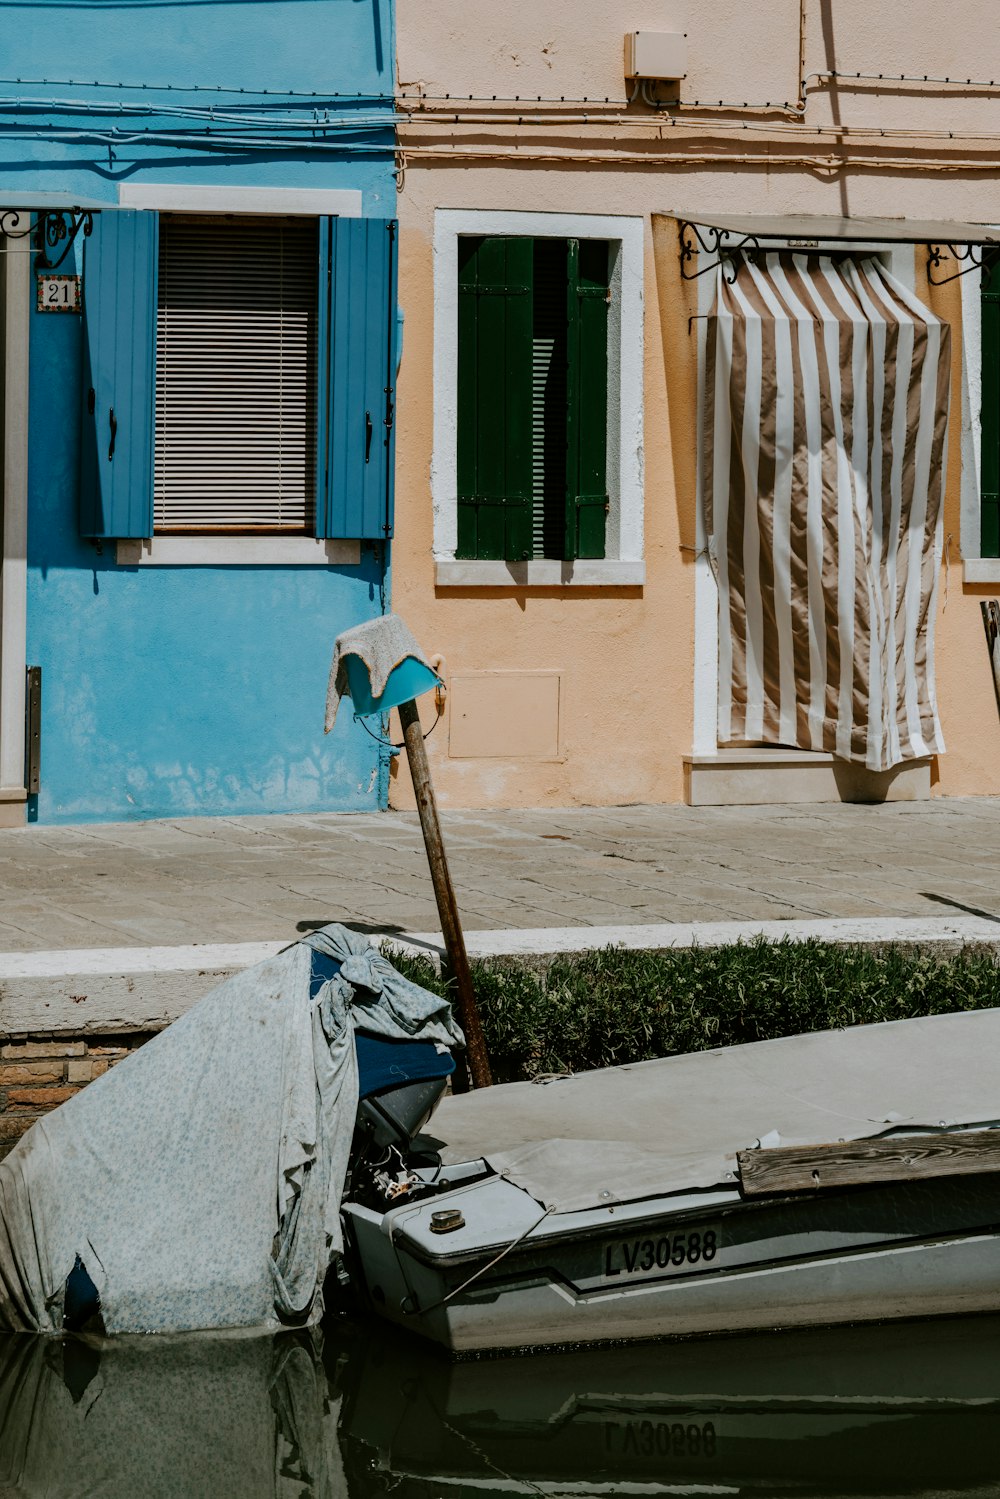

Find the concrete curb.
[{"left": 2, "top": 915, "right": 999, "bottom": 1036}]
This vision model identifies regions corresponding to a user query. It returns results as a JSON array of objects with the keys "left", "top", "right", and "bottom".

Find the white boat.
[{"left": 340, "top": 1006, "right": 1000, "bottom": 1354}]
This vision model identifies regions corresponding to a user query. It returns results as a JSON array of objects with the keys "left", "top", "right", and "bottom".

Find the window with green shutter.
[
  {"left": 457, "top": 235, "right": 610, "bottom": 562},
  {"left": 982, "top": 252, "right": 1000, "bottom": 558}
]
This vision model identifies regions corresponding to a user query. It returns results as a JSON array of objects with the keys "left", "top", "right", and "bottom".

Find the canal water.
[{"left": 1, "top": 1312, "right": 999, "bottom": 1497}]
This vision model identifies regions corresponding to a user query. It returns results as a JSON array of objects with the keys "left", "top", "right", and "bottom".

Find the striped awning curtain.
[{"left": 704, "top": 252, "right": 951, "bottom": 772}]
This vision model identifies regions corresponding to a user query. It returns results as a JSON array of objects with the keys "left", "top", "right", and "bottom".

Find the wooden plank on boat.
[{"left": 737, "top": 1130, "right": 1000, "bottom": 1196}]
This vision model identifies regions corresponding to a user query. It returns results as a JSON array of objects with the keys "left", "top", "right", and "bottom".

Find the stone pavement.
[{"left": 0, "top": 797, "right": 997, "bottom": 954}]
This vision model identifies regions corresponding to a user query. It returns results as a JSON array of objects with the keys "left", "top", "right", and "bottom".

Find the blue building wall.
[{"left": 2, "top": 1, "right": 396, "bottom": 822}]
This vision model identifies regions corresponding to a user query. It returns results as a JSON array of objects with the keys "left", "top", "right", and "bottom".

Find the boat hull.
[{"left": 342, "top": 1170, "right": 1000, "bottom": 1353}]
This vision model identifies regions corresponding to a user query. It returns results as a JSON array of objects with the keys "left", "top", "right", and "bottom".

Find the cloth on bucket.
[
  {"left": 324, "top": 613, "right": 432, "bottom": 731},
  {"left": 0, "top": 925, "right": 463, "bottom": 1336}
]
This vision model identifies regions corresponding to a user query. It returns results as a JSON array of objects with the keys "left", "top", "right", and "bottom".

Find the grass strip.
[{"left": 389, "top": 938, "right": 1000, "bottom": 1082}]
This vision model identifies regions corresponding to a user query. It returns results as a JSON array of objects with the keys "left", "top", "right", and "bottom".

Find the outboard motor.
[{"left": 309, "top": 949, "right": 456, "bottom": 1210}]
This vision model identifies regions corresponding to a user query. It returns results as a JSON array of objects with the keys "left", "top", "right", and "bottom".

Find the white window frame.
[
  {"left": 114, "top": 183, "right": 363, "bottom": 567},
  {"left": 431, "top": 208, "right": 645, "bottom": 588},
  {"left": 693, "top": 240, "right": 917, "bottom": 754}
]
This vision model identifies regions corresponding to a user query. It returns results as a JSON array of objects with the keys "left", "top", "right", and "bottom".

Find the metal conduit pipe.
[
  {"left": 0, "top": 98, "right": 396, "bottom": 128},
  {"left": 0, "top": 77, "right": 393, "bottom": 99},
  {"left": 399, "top": 112, "right": 1000, "bottom": 146},
  {"left": 6, "top": 98, "right": 1000, "bottom": 150},
  {"left": 398, "top": 145, "right": 1000, "bottom": 174},
  {"left": 805, "top": 69, "right": 1000, "bottom": 94},
  {"left": 0, "top": 129, "right": 392, "bottom": 152}
]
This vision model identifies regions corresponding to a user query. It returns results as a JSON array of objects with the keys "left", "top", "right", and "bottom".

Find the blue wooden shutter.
[
  {"left": 79, "top": 210, "right": 158, "bottom": 538},
  {"left": 316, "top": 217, "right": 397, "bottom": 540}
]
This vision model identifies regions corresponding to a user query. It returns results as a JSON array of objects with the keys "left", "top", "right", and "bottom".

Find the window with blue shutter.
[
  {"left": 317, "top": 216, "right": 398, "bottom": 540},
  {"left": 80, "top": 210, "right": 397, "bottom": 543},
  {"left": 79, "top": 210, "right": 158, "bottom": 539}
]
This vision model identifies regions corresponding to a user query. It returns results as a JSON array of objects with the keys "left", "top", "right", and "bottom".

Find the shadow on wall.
[{"left": 650, "top": 215, "right": 700, "bottom": 566}]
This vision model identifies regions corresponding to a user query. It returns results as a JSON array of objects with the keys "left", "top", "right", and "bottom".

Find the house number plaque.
[{"left": 36, "top": 274, "right": 81, "bottom": 313}]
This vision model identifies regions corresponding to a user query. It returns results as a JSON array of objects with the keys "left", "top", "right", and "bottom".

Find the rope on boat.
[{"left": 401, "top": 1204, "right": 555, "bottom": 1317}]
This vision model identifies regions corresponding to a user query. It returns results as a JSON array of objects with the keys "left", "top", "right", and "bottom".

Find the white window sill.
[
  {"left": 116, "top": 537, "right": 362, "bottom": 567},
  {"left": 684, "top": 749, "right": 932, "bottom": 768},
  {"left": 434, "top": 558, "right": 645, "bottom": 588},
  {"left": 963, "top": 558, "right": 1000, "bottom": 583},
  {"left": 118, "top": 184, "right": 362, "bottom": 217}
]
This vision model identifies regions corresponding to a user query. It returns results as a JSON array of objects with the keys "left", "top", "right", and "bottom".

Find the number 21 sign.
[{"left": 36, "top": 275, "right": 81, "bottom": 313}]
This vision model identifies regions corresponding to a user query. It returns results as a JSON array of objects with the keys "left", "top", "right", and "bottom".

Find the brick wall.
[{"left": 0, "top": 1034, "right": 154, "bottom": 1161}]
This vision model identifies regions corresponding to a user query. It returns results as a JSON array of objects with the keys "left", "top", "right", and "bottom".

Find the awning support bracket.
[
  {"left": 679, "top": 220, "right": 760, "bottom": 283},
  {"left": 0, "top": 208, "right": 94, "bottom": 272},
  {"left": 681, "top": 216, "right": 997, "bottom": 288},
  {"left": 927, "top": 243, "right": 988, "bottom": 286}
]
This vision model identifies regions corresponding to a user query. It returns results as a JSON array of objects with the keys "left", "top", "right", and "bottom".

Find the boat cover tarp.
[
  {"left": 431, "top": 1008, "right": 1000, "bottom": 1213},
  {"left": 0, "top": 926, "right": 462, "bottom": 1335}
]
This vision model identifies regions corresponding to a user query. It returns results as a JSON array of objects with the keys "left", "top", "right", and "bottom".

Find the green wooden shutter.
[
  {"left": 79, "top": 210, "right": 158, "bottom": 538},
  {"left": 457, "top": 237, "right": 533, "bottom": 561},
  {"left": 564, "top": 239, "right": 609, "bottom": 561},
  {"left": 983, "top": 254, "right": 1000, "bottom": 558}
]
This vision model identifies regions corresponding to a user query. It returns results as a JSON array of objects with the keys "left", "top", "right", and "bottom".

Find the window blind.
[{"left": 154, "top": 218, "right": 317, "bottom": 532}]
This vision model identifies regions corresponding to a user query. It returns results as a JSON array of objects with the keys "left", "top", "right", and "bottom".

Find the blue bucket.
[{"left": 345, "top": 653, "right": 441, "bottom": 718}]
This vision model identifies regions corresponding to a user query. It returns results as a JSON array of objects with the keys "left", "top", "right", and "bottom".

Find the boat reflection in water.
[{"left": 2, "top": 1313, "right": 1000, "bottom": 1497}]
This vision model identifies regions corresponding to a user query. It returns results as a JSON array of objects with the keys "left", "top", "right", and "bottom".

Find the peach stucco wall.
[{"left": 390, "top": 0, "right": 1000, "bottom": 808}]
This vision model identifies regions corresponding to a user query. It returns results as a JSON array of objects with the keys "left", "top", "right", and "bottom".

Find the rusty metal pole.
[{"left": 397, "top": 697, "right": 492, "bottom": 1090}]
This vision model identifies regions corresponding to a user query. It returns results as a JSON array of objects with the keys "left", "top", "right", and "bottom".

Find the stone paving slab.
[{"left": 0, "top": 799, "right": 995, "bottom": 955}]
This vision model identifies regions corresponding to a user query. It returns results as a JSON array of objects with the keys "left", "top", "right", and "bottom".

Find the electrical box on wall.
[{"left": 624, "top": 31, "right": 687, "bottom": 81}]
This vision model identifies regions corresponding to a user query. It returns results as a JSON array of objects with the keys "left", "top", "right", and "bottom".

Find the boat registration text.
[{"left": 603, "top": 1225, "right": 721, "bottom": 1280}]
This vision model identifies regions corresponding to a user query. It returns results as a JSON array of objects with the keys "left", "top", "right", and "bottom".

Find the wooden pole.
[{"left": 397, "top": 697, "right": 493, "bottom": 1090}]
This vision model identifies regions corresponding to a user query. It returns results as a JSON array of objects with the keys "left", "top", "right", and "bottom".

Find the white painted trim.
[
  {"left": 3, "top": 914, "right": 997, "bottom": 1033},
  {"left": 116, "top": 536, "right": 361, "bottom": 567},
  {"left": 397, "top": 914, "right": 1000, "bottom": 960},
  {"left": 434, "top": 558, "right": 644, "bottom": 587},
  {"left": 0, "top": 942, "right": 288, "bottom": 980},
  {"left": 0, "top": 234, "right": 28, "bottom": 799},
  {"left": 431, "top": 208, "right": 644, "bottom": 565},
  {"left": 0, "top": 911, "right": 995, "bottom": 989},
  {"left": 692, "top": 258, "right": 719, "bottom": 755},
  {"left": 118, "top": 184, "right": 363, "bottom": 217},
  {"left": 959, "top": 244, "right": 992, "bottom": 560},
  {"left": 963, "top": 558, "right": 1000, "bottom": 583}
]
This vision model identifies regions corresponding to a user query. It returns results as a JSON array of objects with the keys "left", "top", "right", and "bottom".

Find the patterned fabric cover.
[{"left": 0, "top": 925, "right": 463, "bottom": 1335}]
